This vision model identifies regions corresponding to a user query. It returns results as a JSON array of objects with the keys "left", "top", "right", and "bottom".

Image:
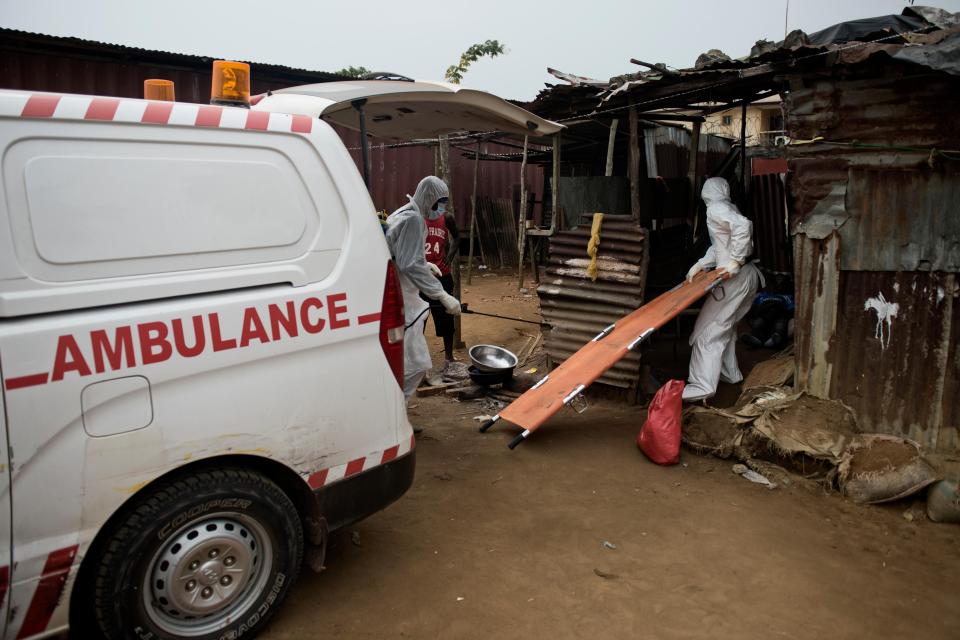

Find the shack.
[{"left": 523, "top": 6, "right": 960, "bottom": 451}]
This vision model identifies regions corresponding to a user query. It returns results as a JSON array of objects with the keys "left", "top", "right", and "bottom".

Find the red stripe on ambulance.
[
  {"left": 195, "top": 105, "right": 223, "bottom": 127},
  {"left": 15, "top": 92, "right": 321, "bottom": 139},
  {"left": 306, "top": 437, "right": 414, "bottom": 490},
  {"left": 357, "top": 312, "right": 381, "bottom": 325},
  {"left": 307, "top": 469, "right": 329, "bottom": 490},
  {"left": 16, "top": 545, "right": 78, "bottom": 639},
  {"left": 21, "top": 95, "right": 60, "bottom": 118},
  {"left": 5, "top": 373, "right": 49, "bottom": 390},
  {"left": 84, "top": 97, "right": 120, "bottom": 121},
  {"left": 291, "top": 115, "right": 313, "bottom": 133},
  {"left": 344, "top": 458, "right": 365, "bottom": 477},
  {"left": 141, "top": 101, "right": 174, "bottom": 124},
  {"left": 380, "top": 445, "right": 399, "bottom": 464},
  {"left": 244, "top": 110, "right": 270, "bottom": 130}
]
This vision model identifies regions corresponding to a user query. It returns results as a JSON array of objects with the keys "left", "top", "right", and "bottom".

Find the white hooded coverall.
[
  {"left": 385, "top": 176, "right": 458, "bottom": 399},
  {"left": 683, "top": 177, "right": 761, "bottom": 401}
]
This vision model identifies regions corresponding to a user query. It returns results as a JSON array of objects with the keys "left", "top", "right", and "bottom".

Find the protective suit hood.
[
  {"left": 701, "top": 177, "right": 731, "bottom": 205},
  {"left": 409, "top": 176, "right": 449, "bottom": 218}
]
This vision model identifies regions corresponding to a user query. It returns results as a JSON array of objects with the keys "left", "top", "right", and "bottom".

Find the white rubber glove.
[
  {"left": 719, "top": 259, "right": 742, "bottom": 277},
  {"left": 685, "top": 262, "right": 704, "bottom": 282},
  {"left": 439, "top": 292, "right": 462, "bottom": 315},
  {"left": 428, "top": 262, "right": 442, "bottom": 278}
]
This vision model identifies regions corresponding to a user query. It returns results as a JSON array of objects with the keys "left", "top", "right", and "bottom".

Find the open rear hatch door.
[{"left": 253, "top": 80, "right": 563, "bottom": 140}]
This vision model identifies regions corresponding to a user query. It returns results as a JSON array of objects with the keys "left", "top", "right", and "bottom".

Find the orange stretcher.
[{"left": 479, "top": 270, "right": 727, "bottom": 448}]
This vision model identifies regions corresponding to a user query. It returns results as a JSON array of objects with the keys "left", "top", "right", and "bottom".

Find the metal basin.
[{"left": 469, "top": 344, "right": 518, "bottom": 373}]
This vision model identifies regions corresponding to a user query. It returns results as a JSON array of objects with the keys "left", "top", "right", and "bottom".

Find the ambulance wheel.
[{"left": 90, "top": 467, "right": 303, "bottom": 639}]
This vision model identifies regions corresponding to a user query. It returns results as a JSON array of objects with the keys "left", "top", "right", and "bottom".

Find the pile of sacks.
[{"left": 682, "top": 383, "right": 959, "bottom": 523}]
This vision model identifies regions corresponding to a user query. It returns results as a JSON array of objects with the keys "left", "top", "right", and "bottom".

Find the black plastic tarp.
[
  {"left": 806, "top": 13, "right": 929, "bottom": 46},
  {"left": 892, "top": 31, "right": 960, "bottom": 76}
]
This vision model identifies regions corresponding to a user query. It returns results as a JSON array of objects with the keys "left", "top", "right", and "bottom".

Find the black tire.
[{"left": 89, "top": 468, "right": 303, "bottom": 640}]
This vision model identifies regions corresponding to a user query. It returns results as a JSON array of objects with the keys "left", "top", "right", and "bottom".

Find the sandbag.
[
  {"left": 838, "top": 434, "right": 939, "bottom": 504},
  {"left": 681, "top": 406, "right": 739, "bottom": 458},
  {"left": 638, "top": 380, "right": 684, "bottom": 465},
  {"left": 926, "top": 479, "right": 960, "bottom": 524}
]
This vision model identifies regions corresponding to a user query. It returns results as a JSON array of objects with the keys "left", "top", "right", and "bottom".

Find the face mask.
[{"left": 428, "top": 202, "right": 446, "bottom": 220}]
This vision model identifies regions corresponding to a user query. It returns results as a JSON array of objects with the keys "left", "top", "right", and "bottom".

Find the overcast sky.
[{"left": 3, "top": 0, "right": 959, "bottom": 100}]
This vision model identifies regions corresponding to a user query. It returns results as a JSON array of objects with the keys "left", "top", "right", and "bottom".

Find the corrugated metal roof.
[
  {"left": 530, "top": 11, "right": 960, "bottom": 123},
  {"left": 0, "top": 27, "right": 347, "bottom": 81}
]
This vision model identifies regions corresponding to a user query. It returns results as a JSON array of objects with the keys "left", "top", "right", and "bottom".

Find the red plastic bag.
[{"left": 637, "top": 380, "right": 684, "bottom": 465}]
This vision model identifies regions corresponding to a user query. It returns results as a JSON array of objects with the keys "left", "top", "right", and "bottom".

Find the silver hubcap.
[{"left": 143, "top": 513, "right": 273, "bottom": 636}]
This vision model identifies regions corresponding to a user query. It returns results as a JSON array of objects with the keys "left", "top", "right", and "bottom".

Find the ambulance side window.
[{"left": 0, "top": 120, "right": 349, "bottom": 313}]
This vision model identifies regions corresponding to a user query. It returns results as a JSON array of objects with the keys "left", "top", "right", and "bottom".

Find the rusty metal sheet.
[
  {"left": 842, "top": 168, "right": 960, "bottom": 272},
  {"left": 827, "top": 271, "right": 958, "bottom": 452},
  {"left": 793, "top": 233, "right": 841, "bottom": 398},
  {"left": 785, "top": 68, "right": 960, "bottom": 150},
  {"left": 537, "top": 215, "right": 649, "bottom": 391}
]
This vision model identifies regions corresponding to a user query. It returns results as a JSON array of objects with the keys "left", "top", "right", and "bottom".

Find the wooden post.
[
  {"left": 687, "top": 120, "right": 702, "bottom": 229},
  {"left": 628, "top": 106, "right": 641, "bottom": 222},
  {"left": 529, "top": 237, "right": 539, "bottom": 284},
  {"left": 435, "top": 134, "right": 464, "bottom": 347},
  {"left": 517, "top": 135, "right": 529, "bottom": 289},
  {"left": 605, "top": 118, "right": 618, "bottom": 177},
  {"left": 552, "top": 131, "right": 561, "bottom": 231},
  {"left": 740, "top": 102, "right": 749, "bottom": 213},
  {"left": 466, "top": 141, "right": 481, "bottom": 285}
]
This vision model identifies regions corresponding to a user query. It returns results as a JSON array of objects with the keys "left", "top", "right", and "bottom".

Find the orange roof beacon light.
[
  {"left": 211, "top": 60, "right": 251, "bottom": 107},
  {"left": 143, "top": 79, "right": 175, "bottom": 102}
]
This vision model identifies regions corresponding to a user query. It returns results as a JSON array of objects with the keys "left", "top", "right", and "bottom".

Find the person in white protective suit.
[
  {"left": 385, "top": 176, "right": 462, "bottom": 401},
  {"left": 683, "top": 177, "right": 762, "bottom": 402}
]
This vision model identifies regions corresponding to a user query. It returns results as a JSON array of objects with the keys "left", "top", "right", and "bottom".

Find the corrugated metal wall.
[
  {"left": 537, "top": 215, "right": 649, "bottom": 392},
  {"left": 337, "top": 128, "right": 544, "bottom": 232},
  {"left": 750, "top": 173, "right": 792, "bottom": 274},
  {"left": 0, "top": 30, "right": 343, "bottom": 103},
  {"left": 787, "top": 62, "right": 960, "bottom": 453},
  {"left": 830, "top": 270, "right": 957, "bottom": 452}
]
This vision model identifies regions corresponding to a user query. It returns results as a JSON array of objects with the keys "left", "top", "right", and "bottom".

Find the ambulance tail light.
[
  {"left": 211, "top": 60, "right": 251, "bottom": 107},
  {"left": 144, "top": 79, "right": 175, "bottom": 101},
  {"left": 379, "top": 260, "right": 405, "bottom": 389}
]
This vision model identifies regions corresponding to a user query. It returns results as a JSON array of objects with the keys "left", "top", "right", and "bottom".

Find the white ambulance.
[
  {"left": 0, "top": 72, "right": 560, "bottom": 639},
  {"left": 0, "top": 86, "right": 415, "bottom": 639}
]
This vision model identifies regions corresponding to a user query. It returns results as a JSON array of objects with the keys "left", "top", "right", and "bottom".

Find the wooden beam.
[
  {"left": 605, "top": 119, "right": 618, "bottom": 177},
  {"left": 628, "top": 105, "right": 641, "bottom": 222},
  {"left": 633, "top": 113, "right": 705, "bottom": 123},
  {"left": 699, "top": 89, "right": 781, "bottom": 115}
]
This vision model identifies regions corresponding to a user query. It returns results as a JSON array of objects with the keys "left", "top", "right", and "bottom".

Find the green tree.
[
  {"left": 444, "top": 40, "right": 506, "bottom": 84},
  {"left": 335, "top": 66, "right": 371, "bottom": 78}
]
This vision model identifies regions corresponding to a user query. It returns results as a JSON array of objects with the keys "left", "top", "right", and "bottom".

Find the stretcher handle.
[
  {"left": 507, "top": 429, "right": 531, "bottom": 450},
  {"left": 478, "top": 416, "right": 499, "bottom": 433}
]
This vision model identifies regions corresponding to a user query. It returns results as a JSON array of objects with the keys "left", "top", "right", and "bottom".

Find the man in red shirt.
[{"left": 422, "top": 196, "right": 459, "bottom": 367}]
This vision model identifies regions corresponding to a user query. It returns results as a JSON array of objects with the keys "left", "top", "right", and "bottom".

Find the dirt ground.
[{"left": 262, "top": 271, "right": 959, "bottom": 640}]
